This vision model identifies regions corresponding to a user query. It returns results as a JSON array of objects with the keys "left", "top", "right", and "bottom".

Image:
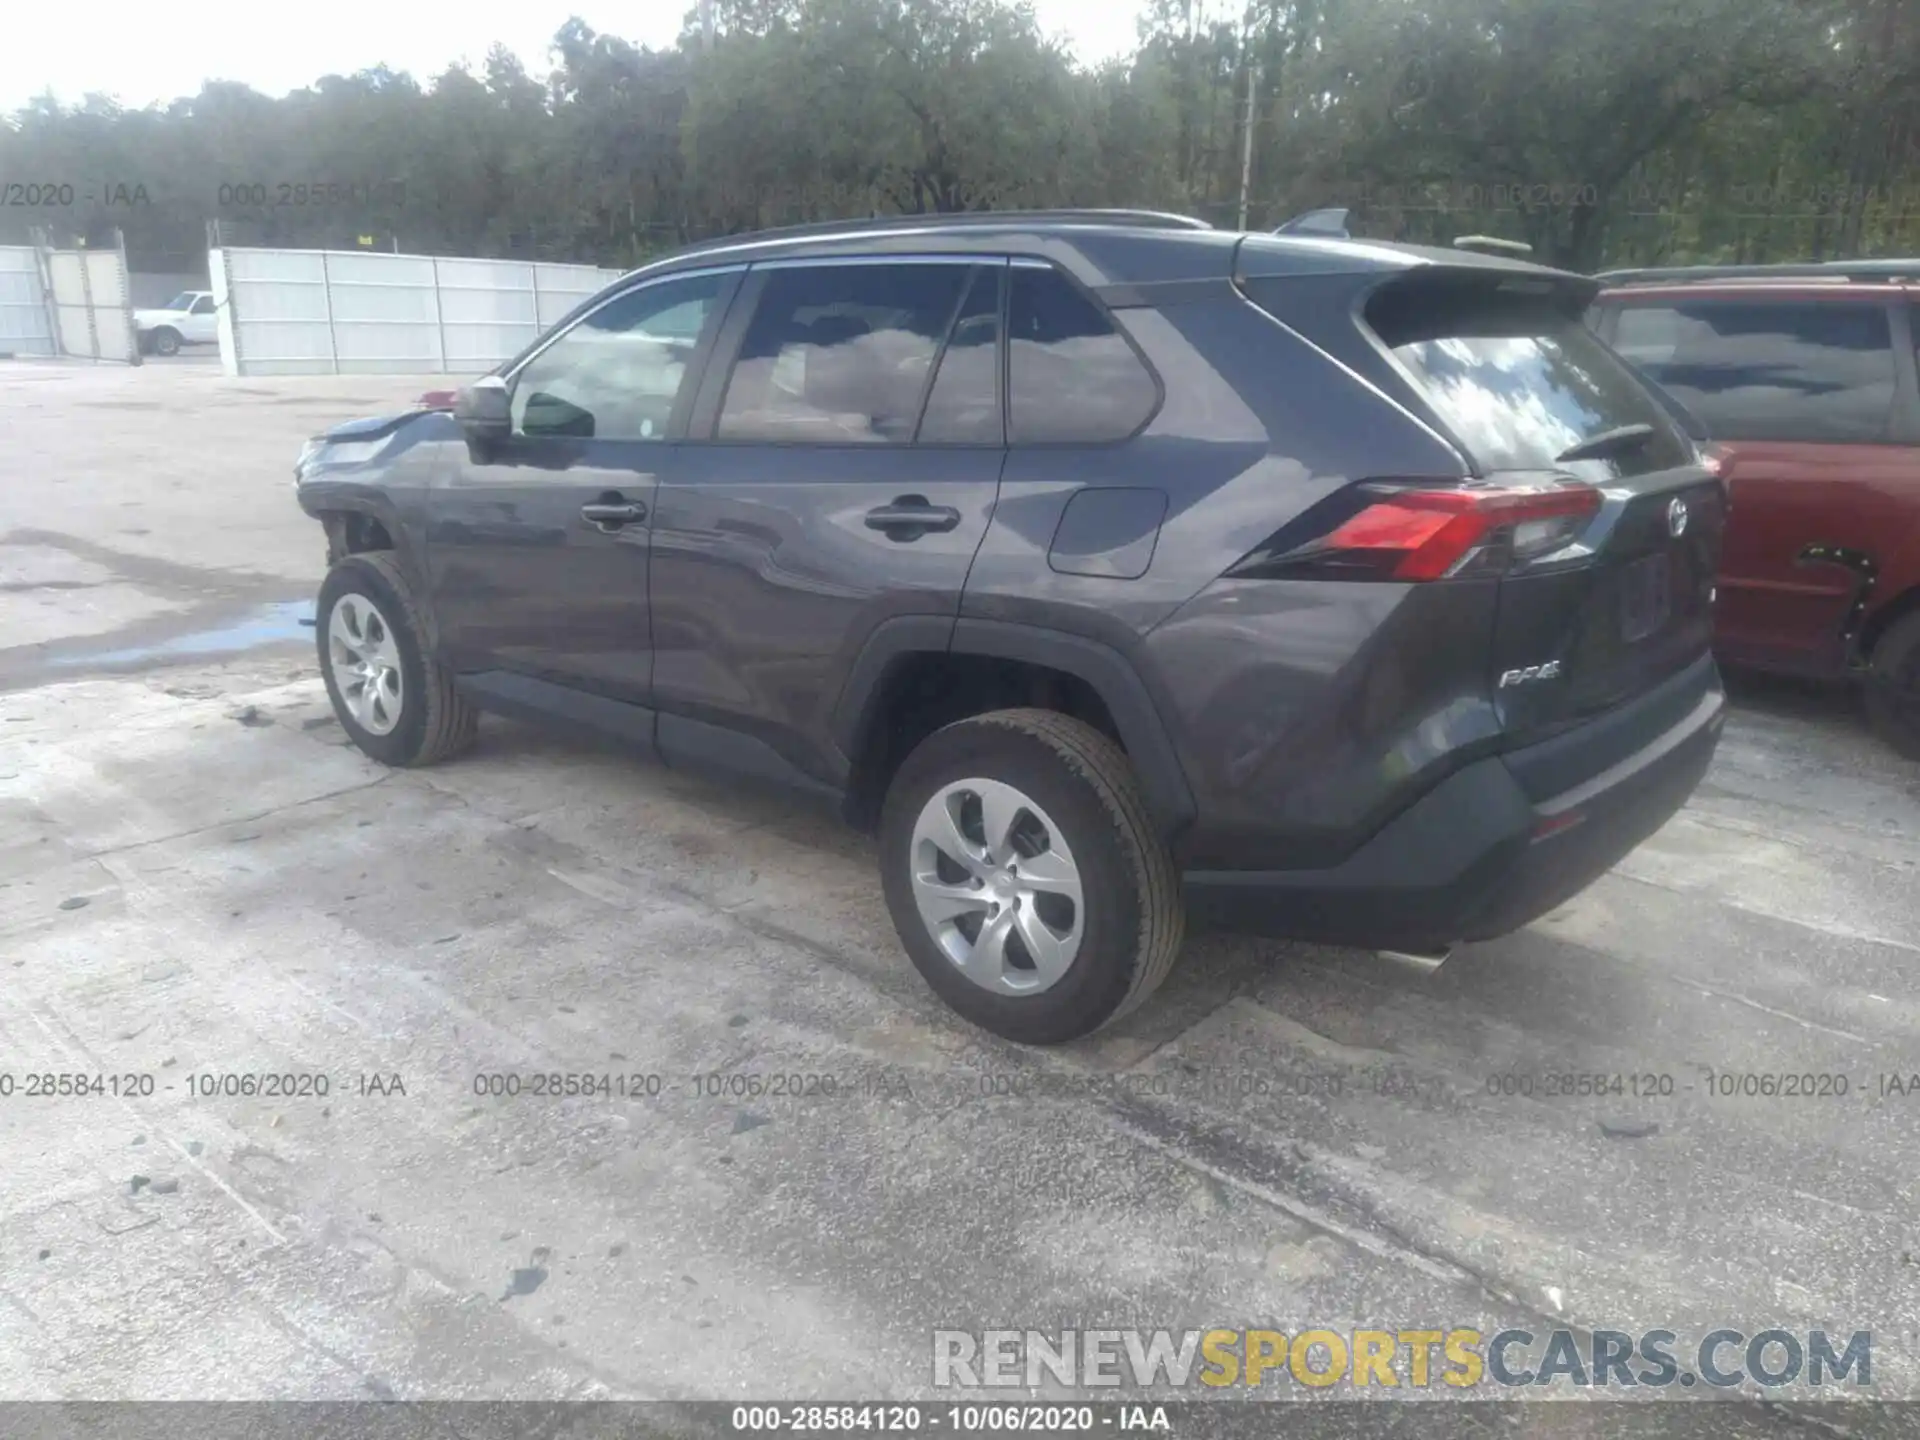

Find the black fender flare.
[
  {"left": 300, "top": 484, "right": 438, "bottom": 650},
  {"left": 830, "top": 615, "right": 1197, "bottom": 840}
]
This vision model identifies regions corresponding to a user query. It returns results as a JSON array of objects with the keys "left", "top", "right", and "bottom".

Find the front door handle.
[
  {"left": 865, "top": 497, "right": 961, "bottom": 540},
  {"left": 581, "top": 499, "right": 647, "bottom": 530}
]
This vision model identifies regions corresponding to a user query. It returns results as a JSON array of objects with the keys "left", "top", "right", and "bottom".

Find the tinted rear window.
[
  {"left": 1366, "top": 276, "right": 1693, "bottom": 477},
  {"left": 1607, "top": 299, "right": 1895, "bottom": 444}
]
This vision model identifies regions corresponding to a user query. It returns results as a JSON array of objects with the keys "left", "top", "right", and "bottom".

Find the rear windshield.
[{"left": 1365, "top": 276, "right": 1693, "bottom": 477}]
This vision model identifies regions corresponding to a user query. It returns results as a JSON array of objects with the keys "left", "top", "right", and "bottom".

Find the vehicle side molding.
[
  {"left": 457, "top": 671, "right": 659, "bottom": 758},
  {"left": 658, "top": 713, "right": 842, "bottom": 811}
]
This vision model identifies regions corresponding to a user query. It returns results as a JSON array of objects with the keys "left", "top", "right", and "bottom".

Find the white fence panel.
[
  {"left": 0, "top": 245, "right": 55, "bottom": 356},
  {"left": 0, "top": 239, "right": 135, "bottom": 362},
  {"left": 534, "top": 262, "right": 619, "bottom": 328},
  {"left": 434, "top": 256, "right": 541, "bottom": 368},
  {"left": 214, "top": 246, "right": 626, "bottom": 376},
  {"left": 47, "top": 248, "right": 138, "bottom": 363}
]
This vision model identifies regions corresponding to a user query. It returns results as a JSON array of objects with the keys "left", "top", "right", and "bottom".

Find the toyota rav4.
[{"left": 295, "top": 210, "right": 1726, "bottom": 1043}]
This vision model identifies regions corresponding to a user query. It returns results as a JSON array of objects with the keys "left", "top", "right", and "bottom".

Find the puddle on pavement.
[{"left": 49, "top": 600, "right": 315, "bottom": 667}]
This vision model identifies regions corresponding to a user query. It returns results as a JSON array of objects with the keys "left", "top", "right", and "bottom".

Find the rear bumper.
[{"left": 1183, "top": 655, "right": 1725, "bottom": 948}]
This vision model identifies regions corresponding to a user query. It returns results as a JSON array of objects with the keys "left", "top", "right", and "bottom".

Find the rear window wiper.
[{"left": 1555, "top": 423, "right": 1654, "bottom": 464}]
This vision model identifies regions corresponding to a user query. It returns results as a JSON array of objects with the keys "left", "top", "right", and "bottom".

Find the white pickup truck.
[{"left": 134, "top": 290, "right": 219, "bottom": 355}]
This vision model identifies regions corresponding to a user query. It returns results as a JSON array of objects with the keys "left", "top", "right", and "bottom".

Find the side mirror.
[{"left": 454, "top": 376, "right": 511, "bottom": 447}]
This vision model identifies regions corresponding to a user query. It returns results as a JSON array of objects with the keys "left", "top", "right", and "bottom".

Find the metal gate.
[
  {"left": 42, "top": 233, "right": 138, "bottom": 363},
  {"left": 0, "top": 233, "right": 137, "bottom": 363}
]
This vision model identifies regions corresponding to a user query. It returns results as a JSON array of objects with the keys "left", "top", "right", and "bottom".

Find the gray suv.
[{"left": 295, "top": 210, "right": 1727, "bottom": 1043}]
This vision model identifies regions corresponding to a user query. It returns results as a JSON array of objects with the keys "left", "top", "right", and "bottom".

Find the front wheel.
[
  {"left": 878, "top": 709, "right": 1184, "bottom": 1044},
  {"left": 316, "top": 552, "right": 477, "bottom": 767},
  {"left": 150, "top": 327, "right": 181, "bottom": 357},
  {"left": 1864, "top": 609, "right": 1920, "bottom": 761}
]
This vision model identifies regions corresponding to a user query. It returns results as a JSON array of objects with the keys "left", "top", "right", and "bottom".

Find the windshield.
[{"left": 162, "top": 292, "right": 198, "bottom": 311}]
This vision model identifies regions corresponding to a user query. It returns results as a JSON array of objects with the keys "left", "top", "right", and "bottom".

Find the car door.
[
  {"left": 1608, "top": 292, "right": 1917, "bottom": 676},
  {"left": 186, "top": 294, "right": 218, "bottom": 344},
  {"left": 648, "top": 257, "right": 1007, "bottom": 788},
  {"left": 426, "top": 266, "right": 739, "bottom": 708}
]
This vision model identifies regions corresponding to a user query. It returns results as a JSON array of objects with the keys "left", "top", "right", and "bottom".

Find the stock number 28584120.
[{"left": 0, "top": 1072, "right": 157, "bottom": 1098}]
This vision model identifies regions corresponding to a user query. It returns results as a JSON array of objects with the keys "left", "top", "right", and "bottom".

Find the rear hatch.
[{"left": 1364, "top": 270, "right": 1725, "bottom": 745}]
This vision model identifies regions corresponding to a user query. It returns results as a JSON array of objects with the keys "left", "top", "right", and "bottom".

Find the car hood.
[
  {"left": 318, "top": 409, "right": 447, "bottom": 445},
  {"left": 133, "top": 309, "right": 188, "bottom": 326}
]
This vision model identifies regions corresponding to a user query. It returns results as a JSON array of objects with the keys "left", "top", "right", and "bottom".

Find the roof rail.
[
  {"left": 669, "top": 209, "right": 1213, "bottom": 258},
  {"left": 1453, "top": 234, "right": 1533, "bottom": 257},
  {"left": 1598, "top": 259, "right": 1920, "bottom": 285}
]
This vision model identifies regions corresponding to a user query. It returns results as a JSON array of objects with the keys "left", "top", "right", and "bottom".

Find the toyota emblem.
[{"left": 1667, "top": 497, "right": 1689, "bottom": 539}]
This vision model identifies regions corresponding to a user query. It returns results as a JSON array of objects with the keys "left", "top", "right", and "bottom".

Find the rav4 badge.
[{"left": 1499, "top": 661, "right": 1563, "bottom": 688}]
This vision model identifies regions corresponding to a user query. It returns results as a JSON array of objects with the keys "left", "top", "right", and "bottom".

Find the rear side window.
[
  {"left": 1365, "top": 276, "right": 1693, "bottom": 476},
  {"left": 917, "top": 266, "right": 1002, "bottom": 444},
  {"left": 716, "top": 262, "right": 969, "bottom": 444},
  {"left": 1007, "top": 267, "right": 1158, "bottom": 443},
  {"left": 1609, "top": 299, "right": 1896, "bottom": 444}
]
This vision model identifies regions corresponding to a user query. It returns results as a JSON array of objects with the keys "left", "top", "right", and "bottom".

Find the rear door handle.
[
  {"left": 580, "top": 500, "right": 647, "bottom": 529},
  {"left": 865, "top": 498, "right": 961, "bottom": 539}
]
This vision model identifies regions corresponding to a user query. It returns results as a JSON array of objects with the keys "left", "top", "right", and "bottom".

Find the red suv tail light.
[{"left": 1231, "top": 481, "right": 1603, "bottom": 583}]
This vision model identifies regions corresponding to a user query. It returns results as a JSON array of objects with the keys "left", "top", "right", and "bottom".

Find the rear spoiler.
[{"left": 1273, "top": 210, "right": 1536, "bottom": 260}]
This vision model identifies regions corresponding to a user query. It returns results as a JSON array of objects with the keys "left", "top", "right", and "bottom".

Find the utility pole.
[
  {"left": 1236, "top": 53, "right": 1260, "bottom": 231},
  {"left": 699, "top": 0, "right": 714, "bottom": 51}
]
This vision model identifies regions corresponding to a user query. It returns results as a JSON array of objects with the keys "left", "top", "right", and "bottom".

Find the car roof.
[{"left": 624, "top": 212, "right": 1592, "bottom": 292}]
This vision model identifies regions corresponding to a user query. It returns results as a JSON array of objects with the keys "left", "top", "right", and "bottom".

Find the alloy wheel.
[
  {"left": 327, "top": 593, "right": 405, "bottom": 736},
  {"left": 908, "top": 777, "right": 1085, "bottom": 995}
]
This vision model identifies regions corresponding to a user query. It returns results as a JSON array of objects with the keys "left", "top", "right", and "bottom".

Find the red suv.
[{"left": 1590, "top": 263, "right": 1920, "bottom": 756}]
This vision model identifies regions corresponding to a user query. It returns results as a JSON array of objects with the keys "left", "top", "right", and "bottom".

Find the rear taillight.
[{"left": 1246, "top": 482, "right": 1602, "bottom": 582}]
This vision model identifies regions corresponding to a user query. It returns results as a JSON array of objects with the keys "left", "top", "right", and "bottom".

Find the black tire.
[
  {"left": 878, "top": 708, "right": 1184, "bottom": 1045},
  {"left": 1864, "top": 608, "right": 1920, "bottom": 761},
  {"left": 316, "top": 551, "right": 478, "bottom": 767},
  {"left": 151, "top": 327, "right": 181, "bottom": 357}
]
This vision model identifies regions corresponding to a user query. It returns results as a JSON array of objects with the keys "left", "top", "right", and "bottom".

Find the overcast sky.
[{"left": 0, "top": 0, "right": 1150, "bottom": 113}]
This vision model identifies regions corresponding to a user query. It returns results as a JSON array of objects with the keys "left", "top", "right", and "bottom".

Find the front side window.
[
  {"left": 510, "top": 272, "right": 725, "bottom": 442},
  {"left": 1007, "top": 267, "right": 1158, "bottom": 443},
  {"left": 1610, "top": 299, "right": 1896, "bottom": 444},
  {"left": 190, "top": 295, "right": 217, "bottom": 315},
  {"left": 716, "top": 262, "right": 970, "bottom": 444}
]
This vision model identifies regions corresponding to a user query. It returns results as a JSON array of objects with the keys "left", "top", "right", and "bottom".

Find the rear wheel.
[
  {"left": 150, "top": 327, "right": 181, "bottom": 357},
  {"left": 317, "top": 552, "right": 477, "bottom": 767},
  {"left": 1865, "top": 609, "right": 1920, "bottom": 761},
  {"left": 879, "top": 709, "right": 1184, "bottom": 1044}
]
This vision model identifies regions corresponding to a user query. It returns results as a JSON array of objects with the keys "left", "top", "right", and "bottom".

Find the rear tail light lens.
[{"left": 1238, "top": 482, "right": 1602, "bottom": 582}]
